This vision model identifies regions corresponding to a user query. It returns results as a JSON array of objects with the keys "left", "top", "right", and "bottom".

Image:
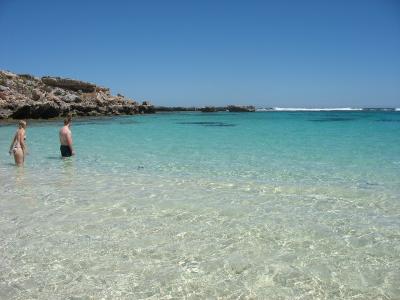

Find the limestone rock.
[
  {"left": 96, "top": 86, "right": 110, "bottom": 94},
  {"left": 1, "top": 70, "right": 17, "bottom": 79},
  {"left": 138, "top": 104, "right": 155, "bottom": 114},
  {"left": 18, "top": 74, "right": 35, "bottom": 80},
  {"left": 0, "top": 70, "right": 155, "bottom": 119},
  {"left": 0, "top": 108, "right": 13, "bottom": 119},
  {"left": 53, "top": 88, "right": 66, "bottom": 96},
  {"left": 227, "top": 105, "right": 255, "bottom": 112},
  {"left": 11, "top": 102, "right": 60, "bottom": 119},
  {"left": 32, "top": 89, "right": 43, "bottom": 101},
  {"left": 62, "top": 94, "right": 80, "bottom": 103},
  {"left": 0, "top": 92, "right": 7, "bottom": 100},
  {"left": 201, "top": 106, "right": 217, "bottom": 112},
  {"left": 41, "top": 76, "right": 96, "bottom": 92}
]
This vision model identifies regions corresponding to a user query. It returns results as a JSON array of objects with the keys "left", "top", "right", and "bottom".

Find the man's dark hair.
[{"left": 64, "top": 114, "right": 72, "bottom": 125}]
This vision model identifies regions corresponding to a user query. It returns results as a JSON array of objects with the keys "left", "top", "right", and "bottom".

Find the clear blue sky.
[{"left": 1, "top": 0, "right": 399, "bottom": 107}]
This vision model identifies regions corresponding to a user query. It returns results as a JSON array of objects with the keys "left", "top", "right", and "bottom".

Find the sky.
[{"left": 0, "top": 0, "right": 399, "bottom": 107}]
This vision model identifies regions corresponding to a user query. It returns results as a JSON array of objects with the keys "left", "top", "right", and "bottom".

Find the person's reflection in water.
[
  {"left": 14, "top": 165, "right": 25, "bottom": 186},
  {"left": 61, "top": 155, "right": 75, "bottom": 185}
]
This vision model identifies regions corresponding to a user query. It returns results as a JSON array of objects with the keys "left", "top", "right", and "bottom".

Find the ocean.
[{"left": 0, "top": 111, "right": 399, "bottom": 299}]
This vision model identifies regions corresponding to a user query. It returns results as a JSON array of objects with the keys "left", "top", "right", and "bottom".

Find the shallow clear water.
[{"left": 1, "top": 112, "right": 399, "bottom": 299}]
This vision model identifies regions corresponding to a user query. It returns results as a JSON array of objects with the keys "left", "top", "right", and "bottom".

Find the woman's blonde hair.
[{"left": 18, "top": 120, "right": 26, "bottom": 129}]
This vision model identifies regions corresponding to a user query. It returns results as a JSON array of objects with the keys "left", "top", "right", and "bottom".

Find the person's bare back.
[
  {"left": 59, "top": 116, "right": 75, "bottom": 157},
  {"left": 59, "top": 125, "right": 71, "bottom": 145}
]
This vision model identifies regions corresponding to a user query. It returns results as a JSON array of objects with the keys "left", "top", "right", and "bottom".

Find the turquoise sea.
[{"left": 1, "top": 111, "right": 400, "bottom": 299}]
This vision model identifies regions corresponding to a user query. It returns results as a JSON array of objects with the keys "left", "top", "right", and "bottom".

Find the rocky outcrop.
[
  {"left": 200, "top": 106, "right": 217, "bottom": 112},
  {"left": 41, "top": 77, "right": 96, "bottom": 93},
  {"left": 227, "top": 105, "right": 256, "bottom": 112},
  {"left": 0, "top": 70, "right": 155, "bottom": 119},
  {"left": 11, "top": 102, "right": 60, "bottom": 119},
  {"left": 200, "top": 106, "right": 229, "bottom": 112},
  {"left": 155, "top": 106, "right": 200, "bottom": 112},
  {"left": 156, "top": 106, "right": 256, "bottom": 113}
]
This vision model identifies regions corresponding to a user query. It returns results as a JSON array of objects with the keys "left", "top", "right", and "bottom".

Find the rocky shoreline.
[
  {"left": 0, "top": 70, "right": 255, "bottom": 120},
  {"left": 0, "top": 70, "right": 155, "bottom": 119},
  {"left": 155, "top": 105, "right": 256, "bottom": 113}
]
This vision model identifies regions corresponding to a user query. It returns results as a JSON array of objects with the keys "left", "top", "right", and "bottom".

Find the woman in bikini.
[{"left": 9, "top": 120, "right": 27, "bottom": 166}]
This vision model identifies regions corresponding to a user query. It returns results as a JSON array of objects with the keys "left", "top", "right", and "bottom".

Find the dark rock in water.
[
  {"left": 138, "top": 104, "right": 155, "bottom": 114},
  {"left": 155, "top": 106, "right": 200, "bottom": 112},
  {"left": 201, "top": 106, "right": 217, "bottom": 112},
  {"left": 41, "top": 76, "right": 96, "bottom": 93},
  {"left": 205, "top": 123, "right": 236, "bottom": 127},
  {"left": 227, "top": 105, "right": 255, "bottom": 112}
]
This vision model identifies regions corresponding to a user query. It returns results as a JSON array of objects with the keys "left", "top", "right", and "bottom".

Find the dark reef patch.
[
  {"left": 309, "top": 117, "right": 356, "bottom": 122},
  {"left": 73, "top": 121, "right": 112, "bottom": 126},
  {"left": 376, "top": 119, "right": 400, "bottom": 122},
  {"left": 118, "top": 119, "right": 139, "bottom": 125},
  {"left": 177, "top": 121, "right": 236, "bottom": 127}
]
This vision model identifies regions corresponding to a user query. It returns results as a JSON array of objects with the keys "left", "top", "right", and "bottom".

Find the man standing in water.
[{"left": 59, "top": 115, "right": 75, "bottom": 157}]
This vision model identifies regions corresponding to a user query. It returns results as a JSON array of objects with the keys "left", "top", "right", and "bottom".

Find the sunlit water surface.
[{"left": 1, "top": 112, "right": 400, "bottom": 299}]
